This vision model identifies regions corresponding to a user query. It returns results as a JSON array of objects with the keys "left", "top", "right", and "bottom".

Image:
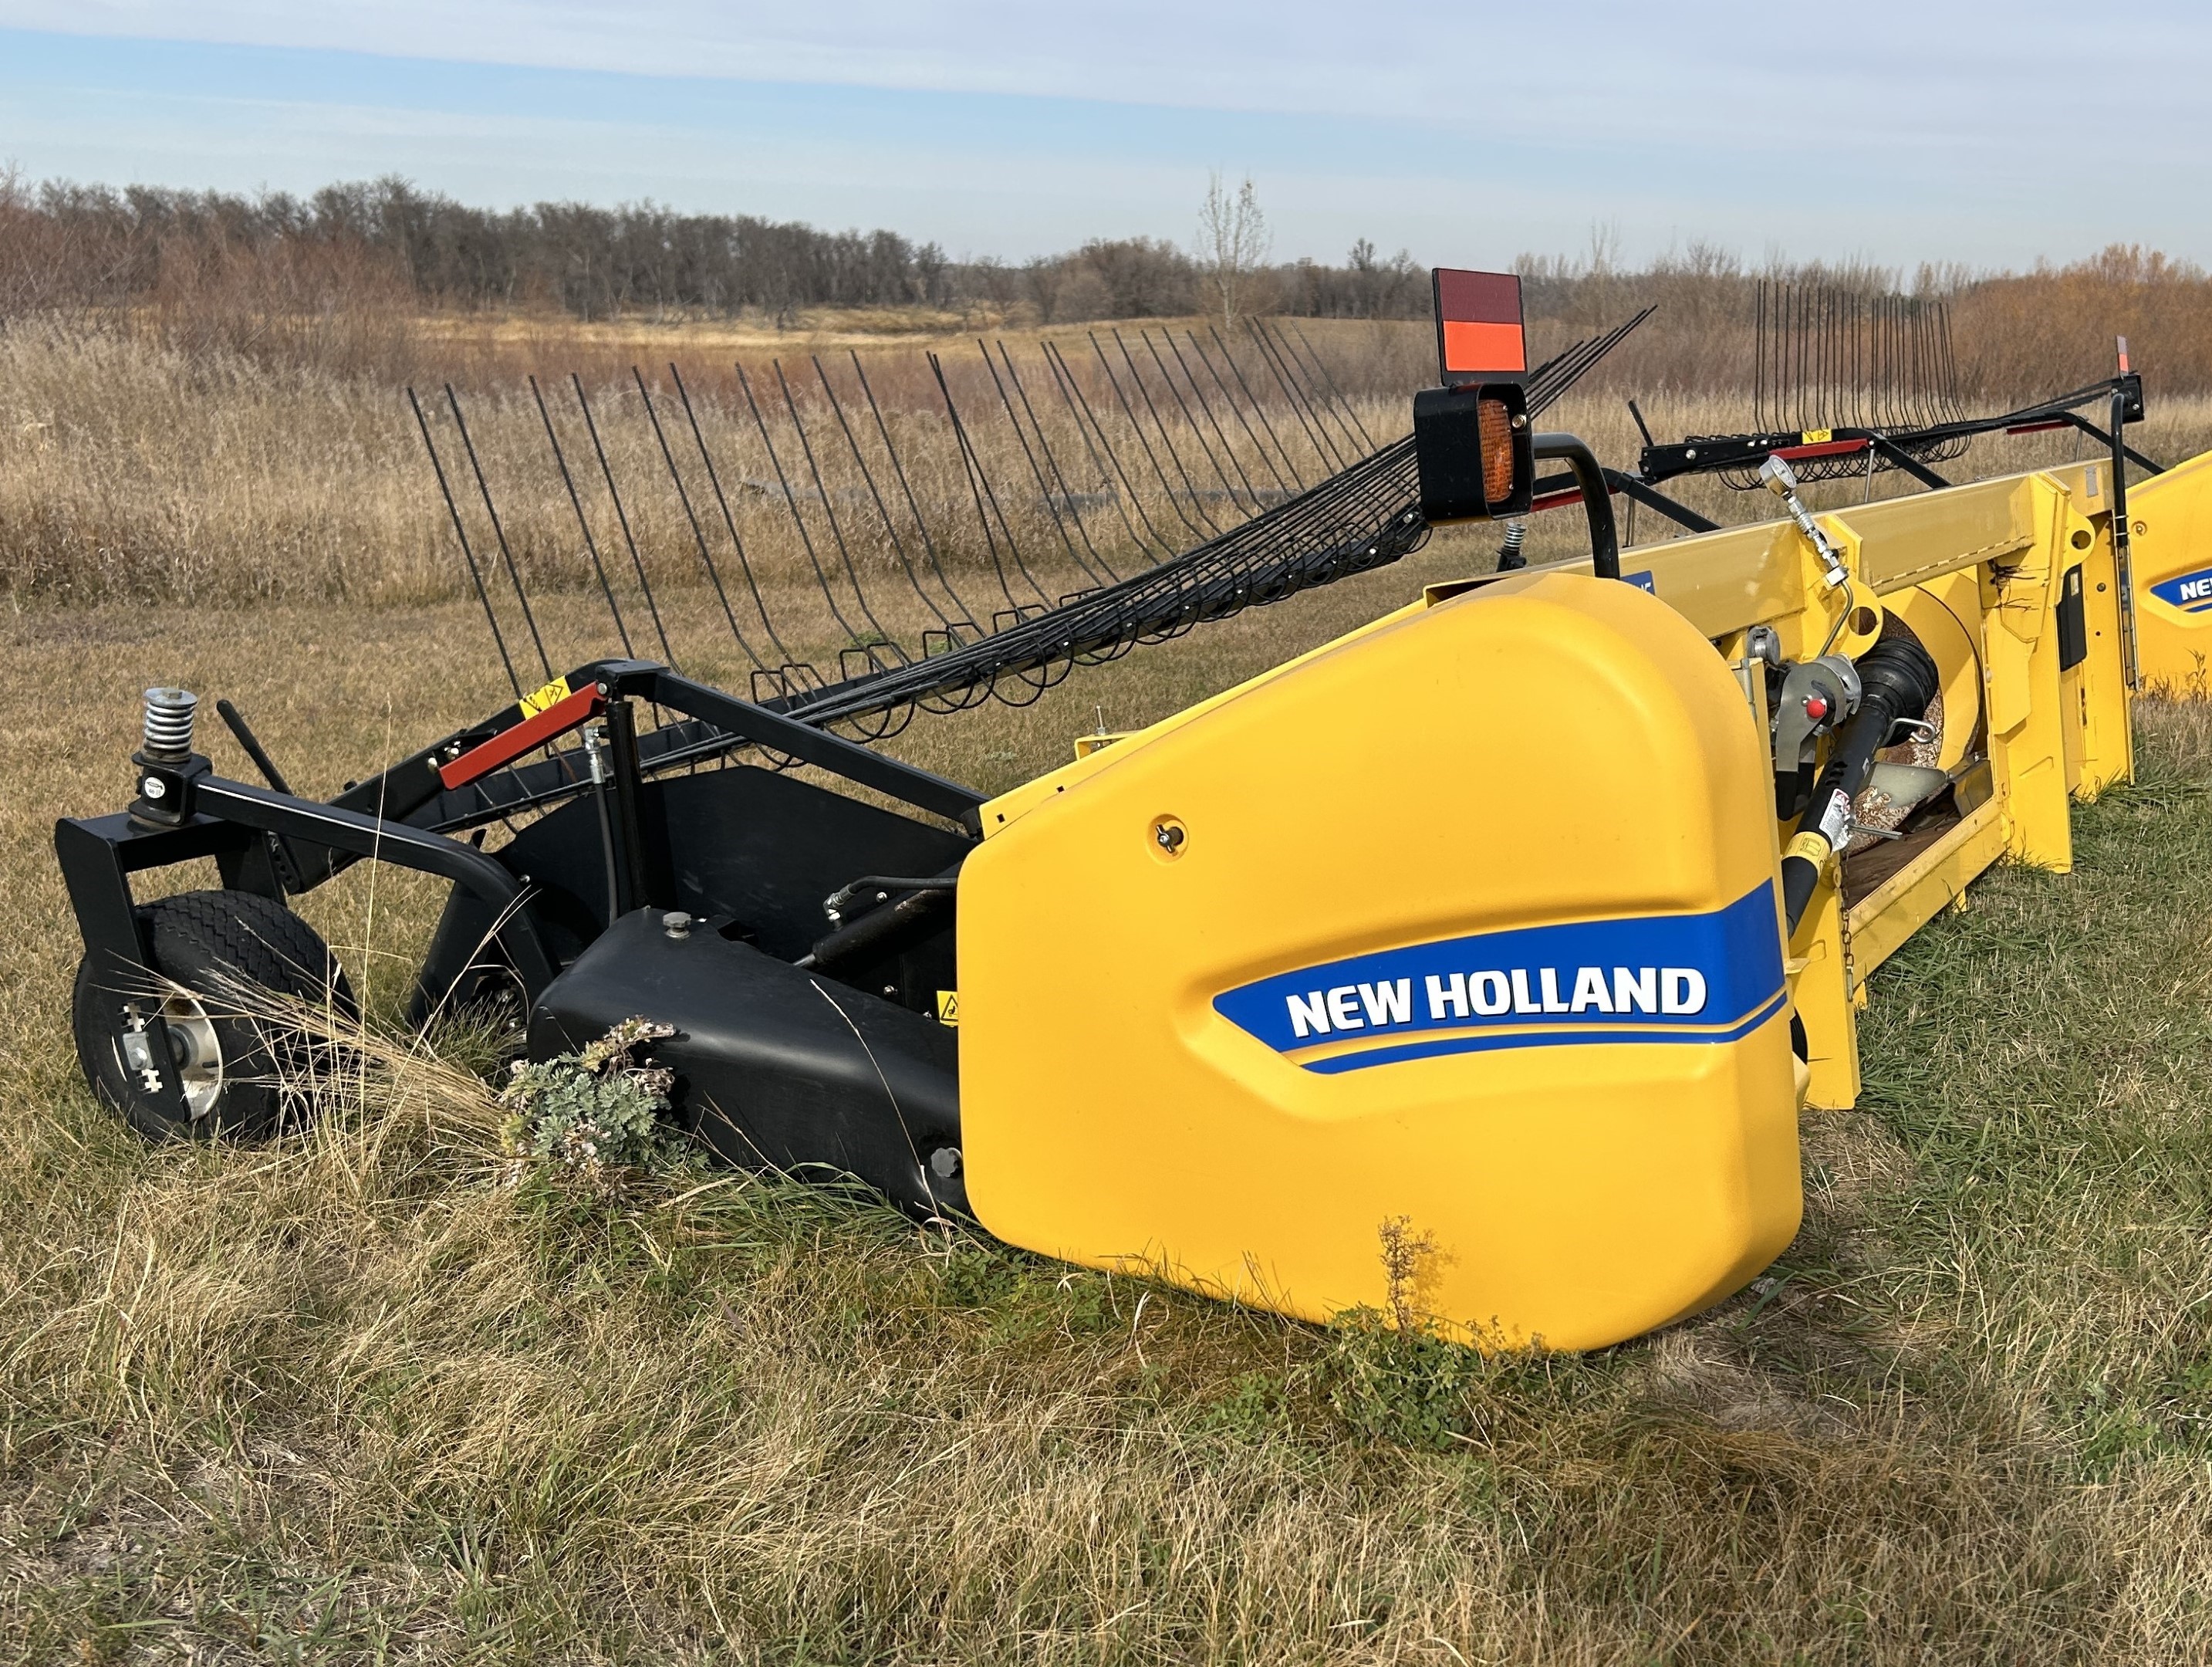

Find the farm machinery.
[{"left": 55, "top": 272, "right": 2212, "bottom": 1352}]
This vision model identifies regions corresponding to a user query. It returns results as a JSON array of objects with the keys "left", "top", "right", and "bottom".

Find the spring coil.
[{"left": 142, "top": 688, "right": 198, "bottom": 759}]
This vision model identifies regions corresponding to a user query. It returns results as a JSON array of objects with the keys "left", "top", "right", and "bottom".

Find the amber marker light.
[{"left": 1478, "top": 397, "right": 1515, "bottom": 505}]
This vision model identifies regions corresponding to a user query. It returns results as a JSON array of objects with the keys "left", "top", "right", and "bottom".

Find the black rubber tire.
[{"left": 71, "top": 889, "right": 356, "bottom": 1141}]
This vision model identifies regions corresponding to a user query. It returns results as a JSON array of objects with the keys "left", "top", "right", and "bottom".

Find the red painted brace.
[{"left": 437, "top": 684, "right": 604, "bottom": 790}]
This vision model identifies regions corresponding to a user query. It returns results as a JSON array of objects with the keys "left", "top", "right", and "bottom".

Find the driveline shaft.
[{"left": 1780, "top": 636, "right": 1940, "bottom": 936}]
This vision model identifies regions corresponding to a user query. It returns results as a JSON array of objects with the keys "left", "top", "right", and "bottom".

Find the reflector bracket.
[
  {"left": 1434, "top": 269, "right": 1526, "bottom": 383},
  {"left": 1773, "top": 438, "right": 1872, "bottom": 462}
]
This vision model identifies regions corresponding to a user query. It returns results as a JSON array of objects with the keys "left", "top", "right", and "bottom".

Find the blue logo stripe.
[
  {"left": 2151, "top": 566, "right": 2212, "bottom": 610},
  {"left": 1298, "top": 992, "right": 1788, "bottom": 1075},
  {"left": 1211, "top": 882, "right": 1785, "bottom": 1071}
]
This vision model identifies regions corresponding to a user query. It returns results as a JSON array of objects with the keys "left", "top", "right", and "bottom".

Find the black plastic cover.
[
  {"left": 2056, "top": 566, "right": 2089, "bottom": 671},
  {"left": 414, "top": 762, "right": 969, "bottom": 1019},
  {"left": 529, "top": 908, "right": 965, "bottom": 1219}
]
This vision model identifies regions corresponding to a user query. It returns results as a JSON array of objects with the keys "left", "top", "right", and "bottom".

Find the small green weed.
[{"left": 498, "top": 1016, "right": 680, "bottom": 1192}]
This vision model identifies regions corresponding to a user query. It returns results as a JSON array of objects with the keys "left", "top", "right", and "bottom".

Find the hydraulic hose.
[
  {"left": 797, "top": 859, "right": 966, "bottom": 974},
  {"left": 1779, "top": 636, "right": 1939, "bottom": 937}
]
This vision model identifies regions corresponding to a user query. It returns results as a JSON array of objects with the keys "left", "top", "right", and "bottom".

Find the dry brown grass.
[
  {"left": 10, "top": 313, "right": 2208, "bottom": 620},
  {"left": 0, "top": 315, "right": 1423, "bottom": 611}
]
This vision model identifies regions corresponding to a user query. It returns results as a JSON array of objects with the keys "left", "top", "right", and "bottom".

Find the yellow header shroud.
[{"left": 957, "top": 570, "right": 1801, "bottom": 1352}]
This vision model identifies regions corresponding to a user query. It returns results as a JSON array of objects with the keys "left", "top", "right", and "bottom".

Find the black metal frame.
[
  {"left": 1529, "top": 433, "right": 1620, "bottom": 579},
  {"left": 1634, "top": 374, "right": 2156, "bottom": 491},
  {"left": 55, "top": 661, "right": 988, "bottom": 1060}
]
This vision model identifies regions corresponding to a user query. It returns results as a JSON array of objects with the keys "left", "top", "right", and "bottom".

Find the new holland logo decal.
[
  {"left": 2150, "top": 566, "right": 2212, "bottom": 614},
  {"left": 1212, "top": 883, "right": 1787, "bottom": 1074}
]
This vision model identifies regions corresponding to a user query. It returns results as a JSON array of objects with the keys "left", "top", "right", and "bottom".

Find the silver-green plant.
[{"left": 498, "top": 1016, "right": 678, "bottom": 1190}]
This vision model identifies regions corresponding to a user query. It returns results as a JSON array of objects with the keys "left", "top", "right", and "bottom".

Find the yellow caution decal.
[
  {"left": 935, "top": 990, "right": 960, "bottom": 1026},
  {"left": 1783, "top": 830, "right": 1831, "bottom": 865},
  {"left": 519, "top": 675, "right": 573, "bottom": 719}
]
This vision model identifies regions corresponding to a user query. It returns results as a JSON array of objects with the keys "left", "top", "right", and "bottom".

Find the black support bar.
[
  {"left": 601, "top": 665, "right": 987, "bottom": 830},
  {"left": 193, "top": 776, "right": 556, "bottom": 992},
  {"left": 1605, "top": 470, "right": 1720, "bottom": 535},
  {"left": 1530, "top": 432, "right": 1619, "bottom": 580}
]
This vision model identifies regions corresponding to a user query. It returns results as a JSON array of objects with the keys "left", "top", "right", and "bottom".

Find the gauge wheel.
[{"left": 71, "top": 889, "right": 356, "bottom": 1141}]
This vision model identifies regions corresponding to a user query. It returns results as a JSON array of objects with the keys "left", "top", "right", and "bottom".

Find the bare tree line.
[
  {"left": 8, "top": 166, "right": 2212, "bottom": 401},
  {"left": 0, "top": 170, "right": 1432, "bottom": 327}
]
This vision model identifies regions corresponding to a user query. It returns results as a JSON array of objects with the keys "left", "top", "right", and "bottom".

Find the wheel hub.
[{"left": 118, "top": 996, "right": 224, "bottom": 1119}]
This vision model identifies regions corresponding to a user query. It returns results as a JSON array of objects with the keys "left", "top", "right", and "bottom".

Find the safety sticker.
[
  {"left": 519, "top": 675, "right": 573, "bottom": 718},
  {"left": 936, "top": 990, "right": 961, "bottom": 1026},
  {"left": 1815, "top": 787, "right": 1854, "bottom": 849},
  {"left": 1783, "top": 831, "right": 1831, "bottom": 866},
  {"left": 1802, "top": 428, "right": 1833, "bottom": 445}
]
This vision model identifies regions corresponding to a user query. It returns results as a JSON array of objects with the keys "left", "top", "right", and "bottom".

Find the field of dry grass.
[
  {"left": 11, "top": 306, "right": 2212, "bottom": 1660},
  {"left": 9, "top": 313, "right": 2210, "bottom": 619},
  {"left": 0, "top": 314, "right": 1423, "bottom": 609}
]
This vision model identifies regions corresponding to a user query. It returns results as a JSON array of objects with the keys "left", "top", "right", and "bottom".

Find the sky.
[{"left": 1, "top": 2, "right": 2208, "bottom": 271}]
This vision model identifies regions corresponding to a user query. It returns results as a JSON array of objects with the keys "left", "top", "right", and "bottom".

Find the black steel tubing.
[
  {"left": 1531, "top": 433, "right": 1620, "bottom": 580},
  {"left": 193, "top": 776, "right": 556, "bottom": 992}
]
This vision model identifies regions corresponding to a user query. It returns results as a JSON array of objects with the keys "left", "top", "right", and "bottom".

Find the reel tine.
[
  {"left": 572, "top": 373, "right": 678, "bottom": 669},
  {"left": 925, "top": 350, "right": 1034, "bottom": 612},
  {"left": 409, "top": 386, "right": 524, "bottom": 701},
  {"left": 847, "top": 350, "right": 980, "bottom": 634},
  {"left": 669, "top": 363, "right": 802, "bottom": 669},
  {"left": 1043, "top": 339, "right": 1178, "bottom": 556},
  {"left": 1036, "top": 339, "right": 1164, "bottom": 559},
  {"left": 1161, "top": 327, "right": 1267, "bottom": 513},
  {"left": 633, "top": 365, "right": 768, "bottom": 673},
  {"left": 772, "top": 360, "right": 910, "bottom": 668},
  {"left": 1184, "top": 329, "right": 1295, "bottom": 498},
  {"left": 812, "top": 353, "right": 958, "bottom": 631},
  {"left": 1085, "top": 331, "right": 1214, "bottom": 544},
  {"left": 444, "top": 384, "right": 553, "bottom": 685},
  {"left": 997, "top": 340, "right": 1128, "bottom": 575},
  {"left": 1262, "top": 318, "right": 1361, "bottom": 458},
  {"left": 976, "top": 340, "right": 1110, "bottom": 585},
  {"left": 530, "top": 373, "right": 636, "bottom": 661},
  {"left": 1256, "top": 314, "right": 1353, "bottom": 471},
  {"left": 735, "top": 360, "right": 873, "bottom": 650},
  {"left": 1108, "top": 327, "right": 1224, "bottom": 538},
  {"left": 1199, "top": 326, "right": 1306, "bottom": 491},
  {"left": 1241, "top": 318, "right": 1345, "bottom": 474},
  {"left": 1142, "top": 326, "right": 1252, "bottom": 513}
]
